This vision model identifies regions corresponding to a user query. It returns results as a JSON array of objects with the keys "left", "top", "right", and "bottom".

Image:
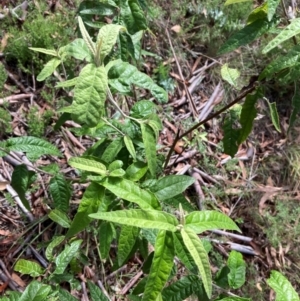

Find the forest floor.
[{"left": 0, "top": 0, "right": 299, "bottom": 300}]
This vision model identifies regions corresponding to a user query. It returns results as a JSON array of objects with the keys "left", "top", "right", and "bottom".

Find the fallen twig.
[
  {"left": 165, "top": 28, "right": 198, "bottom": 118},
  {"left": 97, "top": 279, "right": 112, "bottom": 301},
  {"left": 119, "top": 270, "right": 143, "bottom": 295},
  {"left": 0, "top": 93, "right": 33, "bottom": 104}
]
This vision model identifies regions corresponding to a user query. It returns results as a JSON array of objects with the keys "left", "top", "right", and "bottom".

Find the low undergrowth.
[{"left": 0, "top": 0, "right": 299, "bottom": 300}]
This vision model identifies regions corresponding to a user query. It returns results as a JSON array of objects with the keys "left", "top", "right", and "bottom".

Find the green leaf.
[
  {"left": 64, "top": 38, "right": 93, "bottom": 62},
  {"left": 259, "top": 44, "right": 300, "bottom": 80},
  {"left": 221, "top": 64, "right": 240, "bottom": 87},
  {"left": 99, "top": 177, "right": 160, "bottom": 209},
  {"left": 66, "top": 183, "right": 105, "bottom": 238},
  {"left": 119, "top": 31, "right": 135, "bottom": 61},
  {"left": 78, "top": 16, "right": 96, "bottom": 56},
  {"left": 48, "top": 209, "right": 71, "bottom": 228},
  {"left": 96, "top": 24, "right": 125, "bottom": 62},
  {"left": 19, "top": 281, "right": 51, "bottom": 301},
  {"left": 14, "top": 259, "right": 44, "bottom": 277},
  {"left": 163, "top": 194, "right": 195, "bottom": 212},
  {"left": 238, "top": 90, "right": 261, "bottom": 143},
  {"left": 118, "top": 225, "right": 140, "bottom": 266},
  {"left": 267, "top": 0, "right": 280, "bottom": 21},
  {"left": 150, "top": 175, "right": 195, "bottom": 201},
  {"left": 124, "top": 135, "right": 137, "bottom": 161},
  {"left": 266, "top": 99, "right": 281, "bottom": 132},
  {"left": 142, "top": 230, "right": 174, "bottom": 301},
  {"left": 101, "top": 138, "right": 123, "bottom": 163},
  {"left": 99, "top": 221, "right": 115, "bottom": 260},
  {"left": 128, "top": 0, "right": 147, "bottom": 30},
  {"left": 79, "top": 1, "right": 116, "bottom": 16},
  {"left": 29, "top": 47, "right": 58, "bottom": 56},
  {"left": 130, "top": 100, "right": 156, "bottom": 118},
  {"left": 218, "top": 18, "right": 275, "bottom": 55},
  {"left": 216, "top": 296, "right": 252, "bottom": 301},
  {"left": 71, "top": 64, "right": 108, "bottom": 127},
  {"left": 6, "top": 136, "right": 60, "bottom": 160},
  {"left": 87, "top": 281, "right": 110, "bottom": 301},
  {"left": 161, "top": 275, "right": 205, "bottom": 301},
  {"left": 227, "top": 251, "right": 246, "bottom": 289},
  {"left": 289, "top": 82, "right": 300, "bottom": 132},
  {"left": 109, "top": 168, "right": 126, "bottom": 177},
  {"left": 108, "top": 62, "right": 167, "bottom": 103},
  {"left": 54, "top": 240, "right": 82, "bottom": 274},
  {"left": 55, "top": 77, "right": 78, "bottom": 88},
  {"left": 49, "top": 174, "right": 71, "bottom": 213},
  {"left": 68, "top": 157, "right": 107, "bottom": 175},
  {"left": 222, "top": 110, "right": 240, "bottom": 157},
  {"left": 148, "top": 119, "right": 162, "bottom": 141},
  {"left": 45, "top": 236, "right": 65, "bottom": 261},
  {"left": 11, "top": 164, "right": 35, "bottom": 210},
  {"left": 267, "top": 270, "right": 299, "bottom": 301},
  {"left": 90, "top": 209, "right": 178, "bottom": 232},
  {"left": 181, "top": 228, "right": 212, "bottom": 298},
  {"left": 108, "top": 160, "right": 123, "bottom": 171},
  {"left": 225, "top": 0, "right": 252, "bottom": 5},
  {"left": 263, "top": 18, "right": 300, "bottom": 54},
  {"left": 173, "top": 232, "right": 197, "bottom": 272},
  {"left": 37, "top": 58, "right": 61, "bottom": 81},
  {"left": 184, "top": 210, "right": 241, "bottom": 233},
  {"left": 125, "top": 161, "right": 148, "bottom": 181},
  {"left": 58, "top": 288, "right": 79, "bottom": 301},
  {"left": 120, "top": 0, "right": 147, "bottom": 35},
  {"left": 141, "top": 123, "right": 157, "bottom": 177},
  {"left": 247, "top": 2, "right": 268, "bottom": 24}
]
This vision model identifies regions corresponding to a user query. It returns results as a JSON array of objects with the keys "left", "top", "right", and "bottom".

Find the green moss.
[
  {"left": 0, "top": 63, "right": 8, "bottom": 90},
  {"left": 0, "top": 107, "right": 12, "bottom": 136},
  {"left": 27, "top": 106, "right": 53, "bottom": 137},
  {"left": 3, "top": 3, "right": 76, "bottom": 74}
]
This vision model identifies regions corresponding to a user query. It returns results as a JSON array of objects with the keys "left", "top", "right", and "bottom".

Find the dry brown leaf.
[
  {"left": 11, "top": 272, "right": 26, "bottom": 288},
  {"left": 0, "top": 181, "right": 9, "bottom": 191},
  {"left": 174, "top": 140, "right": 184, "bottom": 154},
  {"left": 0, "top": 229, "right": 12, "bottom": 236},
  {"left": 258, "top": 191, "right": 276, "bottom": 215},
  {"left": 0, "top": 281, "right": 8, "bottom": 293},
  {"left": 256, "top": 282, "right": 262, "bottom": 291},
  {"left": 0, "top": 33, "right": 10, "bottom": 52},
  {"left": 171, "top": 25, "right": 181, "bottom": 33},
  {"left": 225, "top": 188, "right": 242, "bottom": 195}
]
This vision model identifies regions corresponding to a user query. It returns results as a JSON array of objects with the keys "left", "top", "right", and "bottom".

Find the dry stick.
[
  {"left": 164, "top": 83, "right": 257, "bottom": 169},
  {"left": 210, "top": 239, "right": 257, "bottom": 256},
  {"left": 211, "top": 230, "right": 253, "bottom": 243},
  {"left": 193, "top": 167, "right": 219, "bottom": 185},
  {"left": 165, "top": 28, "right": 198, "bottom": 118},
  {"left": 6, "top": 70, "right": 29, "bottom": 93},
  {"left": 0, "top": 268, "right": 21, "bottom": 292},
  {"left": 174, "top": 72, "right": 204, "bottom": 107},
  {"left": 120, "top": 270, "right": 143, "bottom": 295},
  {"left": 63, "top": 127, "right": 86, "bottom": 151},
  {"left": 28, "top": 245, "right": 48, "bottom": 268},
  {"left": 0, "top": 174, "right": 34, "bottom": 221},
  {"left": 81, "top": 281, "right": 89, "bottom": 301},
  {"left": 167, "top": 149, "right": 198, "bottom": 167},
  {"left": 97, "top": 279, "right": 112, "bottom": 301},
  {"left": 0, "top": 93, "right": 33, "bottom": 104},
  {"left": 188, "top": 170, "right": 205, "bottom": 210},
  {"left": 106, "top": 265, "right": 128, "bottom": 280},
  {"left": 198, "top": 82, "right": 223, "bottom": 121}
]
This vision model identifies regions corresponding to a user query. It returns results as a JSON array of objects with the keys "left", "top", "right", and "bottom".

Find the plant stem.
[{"left": 164, "top": 83, "right": 258, "bottom": 169}]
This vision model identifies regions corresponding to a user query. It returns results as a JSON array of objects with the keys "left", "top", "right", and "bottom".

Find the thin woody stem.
[{"left": 164, "top": 83, "right": 258, "bottom": 169}]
